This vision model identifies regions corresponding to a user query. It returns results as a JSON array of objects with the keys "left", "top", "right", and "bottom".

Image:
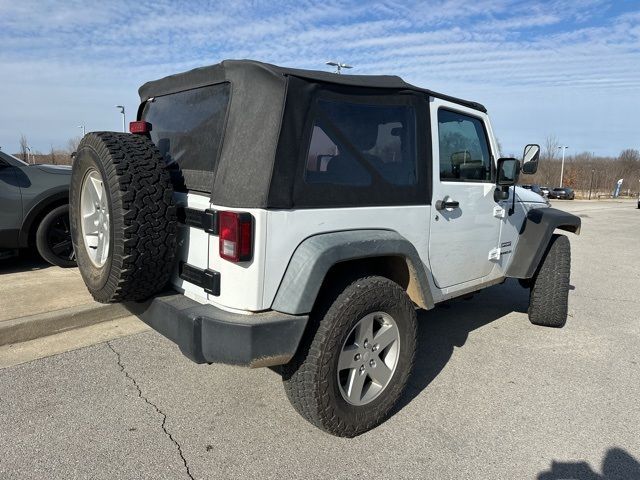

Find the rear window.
[{"left": 142, "top": 83, "right": 230, "bottom": 192}]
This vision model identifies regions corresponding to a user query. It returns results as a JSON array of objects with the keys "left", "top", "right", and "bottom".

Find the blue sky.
[{"left": 0, "top": 0, "right": 638, "bottom": 157}]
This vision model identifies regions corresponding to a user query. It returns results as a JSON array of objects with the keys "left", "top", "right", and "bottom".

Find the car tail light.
[
  {"left": 218, "top": 211, "right": 253, "bottom": 262},
  {"left": 129, "top": 121, "right": 152, "bottom": 134}
]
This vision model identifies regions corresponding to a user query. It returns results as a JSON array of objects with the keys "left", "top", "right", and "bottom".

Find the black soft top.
[
  {"left": 138, "top": 59, "right": 486, "bottom": 113},
  {"left": 137, "top": 60, "right": 484, "bottom": 208}
]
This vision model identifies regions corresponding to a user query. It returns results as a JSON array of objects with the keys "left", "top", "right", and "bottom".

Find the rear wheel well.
[{"left": 315, "top": 256, "right": 418, "bottom": 308}]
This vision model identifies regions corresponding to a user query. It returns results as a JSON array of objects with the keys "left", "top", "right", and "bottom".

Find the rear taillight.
[
  {"left": 218, "top": 211, "right": 253, "bottom": 262},
  {"left": 129, "top": 121, "right": 152, "bottom": 134}
]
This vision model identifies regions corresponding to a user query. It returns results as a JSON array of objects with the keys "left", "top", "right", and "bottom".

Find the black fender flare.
[
  {"left": 506, "top": 207, "right": 581, "bottom": 279},
  {"left": 271, "top": 229, "right": 434, "bottom": 315},
  {"left": 18, "top": 187, "right": 69, "bottom": 247}
]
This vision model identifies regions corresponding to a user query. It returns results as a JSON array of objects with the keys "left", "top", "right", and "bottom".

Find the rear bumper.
[{"left": 124, "top": 292, "right": 308, "bottom": 367}]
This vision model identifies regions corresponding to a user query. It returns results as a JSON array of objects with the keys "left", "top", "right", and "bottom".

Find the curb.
[{"left": 0, "top": 303, "right": 130, "bottom": 346}]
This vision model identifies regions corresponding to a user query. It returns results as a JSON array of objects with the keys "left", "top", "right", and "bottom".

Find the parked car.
[
  {"left": 69, "top": 60, "right": 580, "bottom": 437},
  {"left": 0, "top": 151, "right": 75, "bottom": 267},
  {"left": 548, "top": 187, "right": 575, "bottom": 200},
  {"left": 540, "top": 186, "right": 551, "bottom": 197}
]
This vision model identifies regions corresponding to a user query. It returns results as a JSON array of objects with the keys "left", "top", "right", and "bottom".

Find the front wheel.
[
  {"left": 528, "top": 234, "right": 571, "bottom": 327},
  {"left": 282, "top": 276, "right": 417, "bottom": 437}
]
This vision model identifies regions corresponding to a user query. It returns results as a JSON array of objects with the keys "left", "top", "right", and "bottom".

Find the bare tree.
[
  {"left": 19, "top": 133, "right": 29, "bottom": 163},
  {"left": 543, "top": 134, "right": 559, "bottom": 161},
  {"left": 67, "top": 136, "right": 82, "bottom": 154},
  {"left": 49, "top": 145, "right": 57, "bottom": 165},
  {"left": 618, "top": 149, "right": 640, "bottom": 177}
]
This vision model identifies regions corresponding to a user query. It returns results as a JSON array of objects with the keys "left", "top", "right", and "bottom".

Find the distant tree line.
[
  {"left": 12, "top": 133, "right": 80, "bottom": 166},
  {"left": 510, "top": 135, "right": 639, "bottom": 198}
]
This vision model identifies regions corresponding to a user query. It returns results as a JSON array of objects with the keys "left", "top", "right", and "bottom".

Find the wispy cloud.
[{"left": 0, "top": 0, "right": 638, "bottom": 155}]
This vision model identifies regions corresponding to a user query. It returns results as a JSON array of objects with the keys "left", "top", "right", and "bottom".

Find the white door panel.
[{"left": 428, "top": 99, "right": 501, "bottom": 288}]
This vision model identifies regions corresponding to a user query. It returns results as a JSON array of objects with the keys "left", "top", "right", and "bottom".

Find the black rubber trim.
[
  {"left": 179, "top": 262, "right": 220, "bottom": 296},
  {"left": 124, "top": 292, "right": 309, "bottom": 367},
  {"left": 177, "top": 207, "right": 218, "bottom": 234},
  {"left": 506, "top": 207, "right": 581, "bottom": 279}
]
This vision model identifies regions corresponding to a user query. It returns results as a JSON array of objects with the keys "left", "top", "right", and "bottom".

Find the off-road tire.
[
  {"left": 528, "top": 234, "right": 571, "bottom": 328},
  {"left": 282, "top": 276, "right": 417, "bottom": 437},
  {"left": 69, "top": 132, "right": 177, "bottom": 303},
  {"left": 35, "top": 204, "right": 76, "bottom": 268}
]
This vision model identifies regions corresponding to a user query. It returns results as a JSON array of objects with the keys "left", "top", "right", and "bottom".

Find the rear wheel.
[
  {"left": 35, "top": 204, "right": 76, "bottom": 268},
  {"left": 528, "top": 234, "right": 571, "bottom": 328},
  {"left": 69, "top": 132, "right": 177, "bottom": 303},
  {"left": 282, "top": 276, "right": 417, "bottom": 437}
]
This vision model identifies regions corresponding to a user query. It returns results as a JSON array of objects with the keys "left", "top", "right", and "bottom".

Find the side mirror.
[
  {"left": 496, "top": 158, "right": 520, "bottom": 186},
  {"left": 522, "top": 144, "right": 540, "bottom": 174}
]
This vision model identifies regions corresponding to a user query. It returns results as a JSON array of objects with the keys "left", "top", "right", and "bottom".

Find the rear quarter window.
[
  {"left": 304, "top": 99, "right": 417, "bottom": 187},
  {"left": 290, "top": 89, "right": 430, "bottom": 208}
]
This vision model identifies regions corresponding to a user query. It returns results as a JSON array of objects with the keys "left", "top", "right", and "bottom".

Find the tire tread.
[
  {"left": 528, "top": 234, "right": 571, "bottom": 327},
  {"left": 71, "top": 132, "right": 177, "bottom": 302},
  {"left": 282, "top": 276, "right": 417, "bottom": 437}
]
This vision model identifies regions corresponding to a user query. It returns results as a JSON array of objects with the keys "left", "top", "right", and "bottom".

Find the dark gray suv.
[{"left": 0, "top": 151, "right": 75, "bottom": 267}]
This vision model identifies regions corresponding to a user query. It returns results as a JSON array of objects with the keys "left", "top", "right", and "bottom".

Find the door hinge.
[
  {"left": 488, "top": 247, "right": 501, "bottom": 261},
  {"left": 493, "top": 205, "right": 506, "bottom": 219}
]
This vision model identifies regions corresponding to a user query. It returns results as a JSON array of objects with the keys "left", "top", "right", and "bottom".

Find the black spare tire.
[{"left": 69, "top": 132, "right": 177, "bottom": 303}]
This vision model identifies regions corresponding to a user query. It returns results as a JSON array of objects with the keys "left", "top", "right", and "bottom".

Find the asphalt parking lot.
[{"left": 1, "top": 200, "right": 638, "bottom": 479}]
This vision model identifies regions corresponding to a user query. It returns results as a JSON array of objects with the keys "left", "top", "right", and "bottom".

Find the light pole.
[
  {"left": 557, "top": 145, "right": 568, "bottom": 187},
  {"left": 326, "top": 61, "right": 353, "bottom": 74},
  {"left": 588, "top": 169, "right": 595, "bottom": 200},
  {"left": 78, "top": 124, "right": 86, "bottom": 136},
  {"left": 115, "top": 105, "right": 126, "bottom": 132},
  {"left": 26, "top": 146, "right": 33, "bottom": 163}
]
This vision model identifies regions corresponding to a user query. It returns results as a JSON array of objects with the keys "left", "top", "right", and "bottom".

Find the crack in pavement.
[{"left": 106, "top": 341, "right": 195, "bottom": 480}]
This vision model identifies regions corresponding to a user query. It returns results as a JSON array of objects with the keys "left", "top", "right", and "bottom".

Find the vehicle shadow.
[
  {"left": 0, "top": 250, "right": 50, "bottom": 274},
  {"left": 394, "top": 279, "right": 530, "bottom": 412},
  {"left": 537, "top": 447, "right": 640, "bottom": 480}
]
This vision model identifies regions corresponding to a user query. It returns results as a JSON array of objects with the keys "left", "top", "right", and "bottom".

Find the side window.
[
  {"left": 437, "top": 109, "right": 492, "bottom": 182},
  {"left": 305, "top": 99, "right": 417, "bottom": 187}
]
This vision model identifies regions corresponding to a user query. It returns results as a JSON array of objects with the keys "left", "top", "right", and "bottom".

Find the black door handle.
[{"left": 435, "top": 198, "right": 460, "bottom": 210}]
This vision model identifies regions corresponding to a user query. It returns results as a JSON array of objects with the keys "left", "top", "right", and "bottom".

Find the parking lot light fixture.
[
  {"left": 78, "top": 125, "right": 86, "bottom": 136},
  {"left": 558, "top": 145, "right": 569, "bottom": 187},
  {"left": 115, "top": 106, "right": 126, "bottom": 133},
  {"left": 326, "top": 61, "right": 353, "bottom": 74}
]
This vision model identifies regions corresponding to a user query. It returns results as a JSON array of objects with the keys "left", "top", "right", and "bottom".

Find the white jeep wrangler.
[{"left": 70, "top": 60, "right": 580, "bottom": 437}]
